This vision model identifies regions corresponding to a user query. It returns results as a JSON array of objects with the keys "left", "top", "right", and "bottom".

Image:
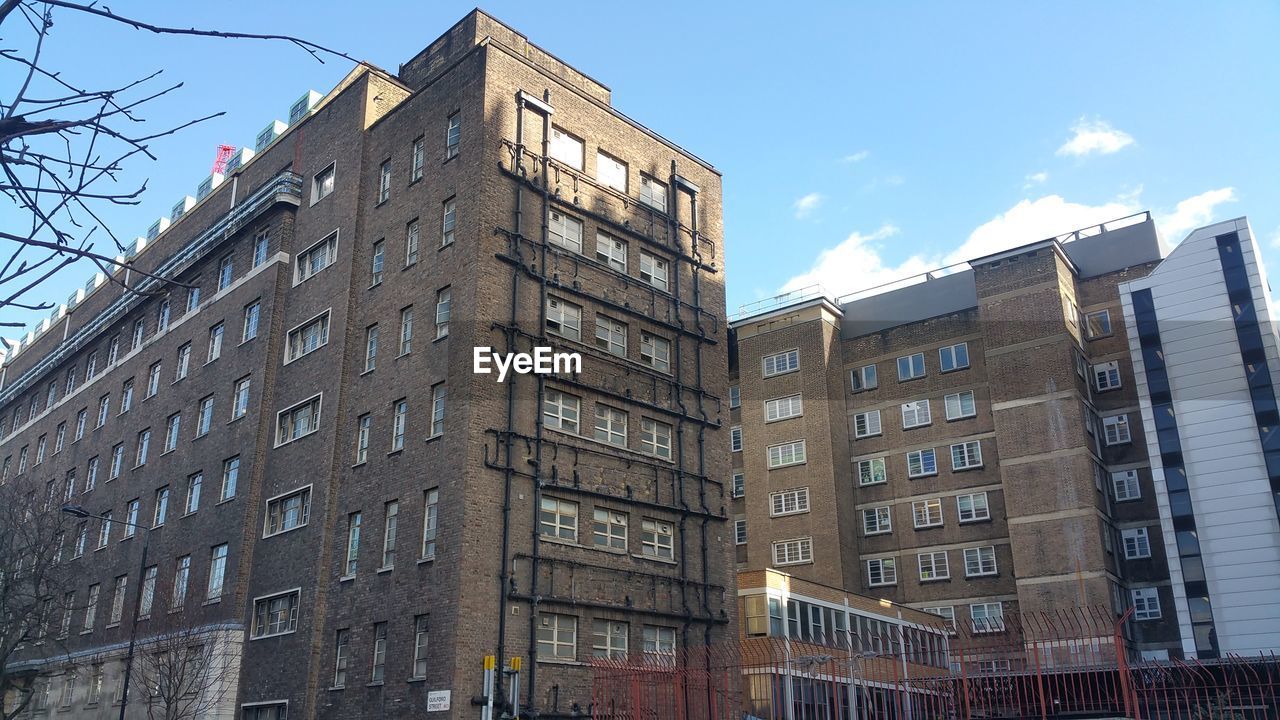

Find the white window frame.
[
  {"left": 866, "top": 558, "right": 897, "bottom": 586},
  {"left": 918, "top": 551, "right": 950, "bottom": 581},
  {"left": 1086, "top": 309, "right": 1112, "bottom": 338},
  {"left": 901, "top": 399, "right": 932, "bottom": 429},
  {"left": 639, "top": 251, "right": 669, "bottom": 292},
  {"left": 951, "top": 441, "right": 983, "bottom": 470},
  {"left": 543, "top": 389, "right": 581, "bottom": 433},
  {"left": 596, "top": 150, "right": 627, "bottom": 192},
  {"left": 251, "top": 589, "right": 301, "bottom": 639},
  {"left": 295, "top": 231, "right": 338, "bottom": 285},
  {"left": 939, "top": 342, "right": 970, "bottom": 372},
  {"left": 595, "top": 232, "right": 627, "bottom": 272},
  {"left": 764, "top": 394, "right": 803, "bottom": 422},
  {"left": 263, "top": 485, "right": 312, "bottom": 538},
  {"left": 854, "top": 409, "right": 882, "bottom": 438},
  {"left": 1122, "top": 527, "right": 1152, "bottom": 559},
  {"left": 963, "top": 546, "right": 998, "bottom": 577},
  {"left": 731, "top": 472, "right": 745, "bottom": 498},
  {"left": 1103, "top": 414, "right": 1131, "bottom": 445},
  {"left": 546, "top": 297, "right": 582, "bottom": 341},
  {"left": 912, "top": 498, "right": 944, "bottom": 529},
  {"left": 769, "top": 487, "right": 810, "bottom": 517},
  {"left": 730, "top": 425, "right": 742, "bottom": 452},
  {"left": 311, "top": 163, "right": 335, "bottom": 205},
  {"left": 1112, "top": 470, "right": 1141, "bottom": 501},
  {"left": 862, "top": 506, "right": 891, "bottom": 535},
  {"left": 944, "top": 391, "right": 976, "bottom": 421},
  {"left": 771, "top": 537, "right": 813, "bottom": 567},
  {"left": 970, "top": 602, "right": 1004, "bottom": 633},
  {"left": 549, "top": 210, "right": 584, "bottom": 254},
  {"left": 762, "top": 349, "right": 800, "bottom": 378},
  {"left": 549, "top": 126, "right": 584, "bottom": 170},
  {"left": 639, "top": 174, "right": 667, "bottom": 213},
  {"left": 957, "top": 492, "right": 991, "bottom": 523},
  {"left": 640, "top": 418, "right": 673, "bottom": 459},
  {"left": 1093, "top": 361, "right": 1122, "bottom": 391},
  {"left": 857, "top": 457, "right": 886, "bottom": 486},
  {"left": 539, "top": 497, "right": 578, "bottom": 542},
  {"left": 285, "top": 310, "right": 331, "bottom": 364},
  {"left": 1131, "top": 588, "right": 1161, "bottom": 620},
  {"left": 594, "top": 405, "right": 627, "bottom": 447},
  {"left": 594, "top": 315, "right": 627, "bottom": 356},
  {"left": 275, "top": 394, "right": 323, "bottom": 447},
  {"left": 537, "top": 613, "right": 577, "bottom": 660},
  {"left": 897, "top": 353, "right": 925, "bottom": 380},
  {"left": 766, "top": 440, "right": 806, "bottom": 469},
  {"left": 640, "top": 332, "right": 671, "bottom": 373},
  {"left": 851, "top": 364, "right": 878, "bottom": 391},
  {"left": 907, "top": 448, "right": 937, "bottom": 478},
  {"left": 435, "top": 287, "right": 451, "bottom": 339}
]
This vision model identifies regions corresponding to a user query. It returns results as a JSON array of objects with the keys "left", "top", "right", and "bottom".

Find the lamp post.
[{"left": 63, "top": 503, "right": 149, "bottom": 720}]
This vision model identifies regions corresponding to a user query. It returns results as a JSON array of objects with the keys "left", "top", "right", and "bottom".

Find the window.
[
  {"left": 364, "top": 325, "right": 379, "bottom": 371},
  {"left": 441, "top": 197, "right": 456, "bottom": 247},
  {"left": 252, "top": 590, "right": 300, "bottom": 638},
  {"left": 901, "top": 399, "right": 932, "bottom": 428},
  {"left": 434, "top": 287, "right": 451, "bottom": 339},
  {"left": 863, "top": 506, "right": 891, "bottom": 535},
  {"left": 243, "top": 301, "right": 261, "bottom": 342},
  {"left": 640, "top": 332, "right": 671, "bottom": 372},
  {"left": 135, "top": 429, "right": 151, "bottom": 466},
  {"left": 594, "top": 315, "right": 627, "bottom": 356},
  {"left": 176, "top": 343, "right": 191, "bottom": 380},
  {"left": 591, "top": 619, "right": 629, "bottom": 659},
  {"left": 639, "top": 174, "right": 667, "bottom": 213},
  {"left": 313, "top": 163, "right": 335, "bottom": 203},
  {"left": 643, "top": 625, "right": 676, "bottom": 656},
  {"left": 537, "top": 613, "right": 577, "bottom": 660},
  {"left": 923, "top": 606, "right": 956, "bottom": 634},
  {"left": 854, "top": 410, "right": 882, "bottom": 438},
  {"left": 767, "top": 440, "right": 806, "bottom": 468},
  {"left": 897, "top": 353, "right": 926, "bottom": 380},
  {"left": 96, "top": 512, "right": 111, "bottom": 549},
  {"left": 86, "top": 457, "right": 98, "bottom": 491},
  {"left": 1112, "top": 470, "right": 1141, "bottom": 501},
  {"left": 296, "top": 232, "right": 337, "bottom": 283},
  {"left": 918, "top": 551, "right": 950, "bottom": 581},
  {"left": 220, "top": 453, "right": 238, "bottom": 499},
  {"left": 731, "top": 472, "right": 745, "bottom": 498},
  {"left": 411, "top": 137, "right": 425, "bottom": 182},
  {"left": 1103, "top": 414, "right": 1131, "bottom": 445},
  {"left": 84, "top": 585, "right": 100, "bottom": 631},
  {"left": 640, "top": 418, "right": 672, "bottom": 459},
  {"left": 391, "top": 400, "right": 407, "bottom": 451},
  {"left": 963, "top": 546, "right": 998, "bottom": 577},
  {"left": 734, "top": 517, "right": 747, "bottom": 545},
  {"left": 186, "top": 286, "right": 200, "bottom": 313},
  {"left": 772, "top": 538, "right": 813, "bottom": 566},
  {"left": 546, "top": 297, "right": 582, "bottom": 340},
  {"left": 1131, "top": 588, "right": 1161, "bottom": 620},
  {"left": 54, "top": 422, "right": 66, "bottom": 453},
  {"left": 233, "top": 377, "right": 251, "bottom": 419},
  {"left": 217, "top": 254, "right": 234, "bottom": 291},
  {"left": 430, "top": 383, "right": 446, "bottom": 437},
  {"left": 596, "top": 150, "right": 627, "bottom": 192},
  {"left": 593, "top": 508, "right": 627, "bottom": 550},
  {"left": 157, "top": 300, "right": 171, "bottom": 333},
  {"left": 370, "top": 240, "right": 385, "bottom": 285},
  {"left": 253, "top": 229, "right": 270, "bottom": 267},
  {"left": 446, "top": 113, "right": 460, "bottom": 159},
  {"left": 729, "top": 385, "right": 740, "bottom": 409},
  {"left": 207, "top": 323, "right": 224, "bottom": 362},
  {"left": 945, "top": 391, "right": 976, "bottom": 420},
  {"left": 641, "top": 518, "right": 674, "bottom": 560},
  {"left": 405, "top": 220, "right": 420, "bottom": 266},
  {"left": 951, "top": 441, "right": 983, "bottom": 470},
  {"left": 1093, "top": 361, "right": 1122, "bottom": 391},
  {"left": 398, "top": 307, "right": 414, "bottom": 355},
  {"left": 197, "top": 395, "right": 214, "bottom": 436},
  {"left": 1086, "top": 310, "right": 1112, "bottom": 338},
  {"left": 207, "top": 544, "right": 227, "bottom": 599},
  {"left": 730, "top": 426, "right": 742, "bottom": 452},
  {"left": 153, "top": 486, "right": 169, "bottom": 526},
  {"left": 276, "top": 396, "right": 322, "bottom": 445},
  {"left": 957, "top": 492, "right": 990, "bottom": 523},
  {"left": 106, "top": 575, "right": 126, "bottom": 625},
  {"left": 769, "top": 488, "right": 810, "bottom": 516},
  {"left": 243, "top": 704, "right": 287, "bottom": 720},
  {"left": 639, "top": 252, "right": 669, "bottom": 292},
  {"left": 287, "top": 312, "right": 330, "bottom": 361},
  {"left": 132, "top": 319, "right": 146, "bottom": 350},
  {"left": 596, "top": 232, "right": 627, "bottom": 272},
  {"left": 543, "top": 389, "right": 581, "bottom": 433},
  {"left": 594, "top": 405, "right": 627, "bottom": 446},
  {"left": 1122, "top": 528, "right": 1152, "bottom": 559},
  {"left": 185, "top": 473, "right": 202, "bottom": 515},
  {"left": 344, "top": 512, "right": 361, "bottom": 575},
  {"left": 97, "top": 394, "right": 110, "bottom": 427},
  {"left": 377, "top": 160, "right": 391, "bottom": 203},
  {"left": 146, "top": 362, "right": 162, "bottom": 398},
  {"left": 939, "top": 343, "right": 969, "bottom": 372},
  {"left": 867, "top": 558, "right": 897, "bottom": 586},
  {"left": 35, "top": 434, "right": 46, "bottom": 464},
  {"left": 549, "top": 211, "right": 583, "bottom": 253},
  {"left": 334, "top": 629, "right": 351, "bottom": 687},
  {"left": 355, "top": 415, "right": 371, "bottom": 464},
  {"left": 266, "top": 487, "right": 311, "bottom": 536},
  {"left": 120, "top": 379, "right": 134, "bottom": 412},
  {"left": 124, "top": 499, "right": 139, "bottom": 536},
  {"left": 549, "top": 126, "right": 583, "bottom": 169},
  {"left": 762, "top": 349, "right": 799, "bottom": 377},
  {"left": 164, "top": 413, "right": 181, "bottom": 452},
  {"left": 539, "top": 497, "right": 577, "bottom": 541},
  {"left": 857, "top": 457, "right": 887, "bottom": 485},
  {"left": 381, "top": 501, "right": 399, "bottom": 569},
  {"left": 172, "top": 556, "right": 191, "bottom": 608},
  {"left": 764, "top": 394, "right": 803, "bottom": 422},
  {"left": 907, "top": 449, "right": 937, "bottom": 478},
  {"left": 913, "top": 499, "right": 944, "bottom": 529},
  {"left": 139, "top": 565, "right": 157, "bottom": 617},
  {"left": 422, "top": 489, "right": 439, "bottom": 560},
  {"left": 412, "top": 616, "right": 429, "bottom": 678},
  {"left": 851, "top": 364, "right": 878, "bottom": 391}
]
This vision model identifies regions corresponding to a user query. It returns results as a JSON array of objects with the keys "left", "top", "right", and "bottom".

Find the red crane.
[{"left": 212, "top": 144, "right": 236, "bottom": 175}]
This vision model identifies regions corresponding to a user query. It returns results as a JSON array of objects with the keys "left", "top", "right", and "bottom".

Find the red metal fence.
[{"left": 591, "top": 608, "right": 1280, "bottom": 720}]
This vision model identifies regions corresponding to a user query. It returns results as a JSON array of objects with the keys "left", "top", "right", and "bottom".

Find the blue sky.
[{"left": 3, "top": 1, "right": 1278, "bottom": 336}]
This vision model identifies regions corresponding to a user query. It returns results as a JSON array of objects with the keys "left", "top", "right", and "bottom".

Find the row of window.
[
  {"left": 539, "top": 496, "right": 676, "bottom": 561},
  {"left": 543, "top": 389, "right": 673, "bottom": 459},
  {"left": 742, "top": 595, "right": 948, "bottom": 668},
  {"left": 852, "top": 390, "right": 978, "bottom": 440},
  {"left": 331, "top": 615, "right": 431, "bottom": 688},
  {"left": 861, "top": 492, "right": 992, "bottom": 534},
  {"left": 850, "top": 342, "right": 971, "bottom": 392},
  {"left": 547, "top": 125, "right": 670, "bottom": 214},
  {"left": 545, "top": 296, "right": 673, "bottom": 372},
  {"left": 865, "top": 546, "right": 999, "bottom": 587},
  {"left": 536, "top": 612, "right": 676, "bottom": 662},
  {"left": 544, "top": 210, "right": 672, "bottom": 293},
  {"left": 338, "top": 487, "right": 440, "bottom": 577},
  {"left": 920, "top": 602, "right": 1005, "bottom": 634},
  {"left": 70, "top": 543, "right": 229, "bottom": 637},
  {"left": 855, "top": 440, "right": 985, "bottom": 485},
  {"left": 373, "top": 112, "right": 461, "bottom": 205}
]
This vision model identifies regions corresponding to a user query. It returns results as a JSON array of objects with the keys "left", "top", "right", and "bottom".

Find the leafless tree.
[
  {"left": 0, "top": 478, "right": 71, "bottom": 720},
  {"left": 127, "top": 611, "right": 238, "bottom": 720},
  {"left": 0, "top": 0, "right": 353, "bottom": 332}
]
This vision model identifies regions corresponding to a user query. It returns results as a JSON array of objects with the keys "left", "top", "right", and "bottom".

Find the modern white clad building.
[{"left": 1120, "top": 217, "right": 1280, "bottom": 658}]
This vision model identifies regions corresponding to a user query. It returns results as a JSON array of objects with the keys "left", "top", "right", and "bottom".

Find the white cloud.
[
  {"left": 792, "top": 192, "right": 824, "bottom": 219},
  {"left": 780, "top": 224, "right": 933, "bottom": 295},
  {"left": 943, "top": 195, "right": 1138, "bottom": 265},
  {"left": 1055, "top": 118, "right": 1135, "bottom": 157},
  {"left": 842, "top": 150, "right": 870, "bottom": 163},
  {"left": 1023, "top": 171, "right": 1049, "bottom": 189},
  {"left": 1269, "top": 226, "right": 1280, "bottom": 249},
  {"left": 1155, "top": 187, "right": 1236, "bottom": 243}
]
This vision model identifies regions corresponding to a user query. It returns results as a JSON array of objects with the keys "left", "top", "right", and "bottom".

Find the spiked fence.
[{"left": 590, "top": 607, "right": 1280, "bottom": 720}]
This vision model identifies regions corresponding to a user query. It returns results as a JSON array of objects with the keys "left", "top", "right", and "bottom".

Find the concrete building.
[
  {"left": 1, "top": 10, "right": 731, "bottom": 720},
  {"left": 727, "top": 212, "right": 1233, "bottom": 661}
]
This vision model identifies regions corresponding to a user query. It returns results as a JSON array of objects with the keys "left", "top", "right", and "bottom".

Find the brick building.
[
  {"left": 728, "top": 213, "right": 1189, "bottom": 661},
  {"left": 1, "top": 10, "right": 731, "bottom": 720}
]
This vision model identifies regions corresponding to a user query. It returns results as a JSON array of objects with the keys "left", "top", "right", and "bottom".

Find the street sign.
[{"left": 427, "top": 690, "right": 451, "bottom": 712}]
